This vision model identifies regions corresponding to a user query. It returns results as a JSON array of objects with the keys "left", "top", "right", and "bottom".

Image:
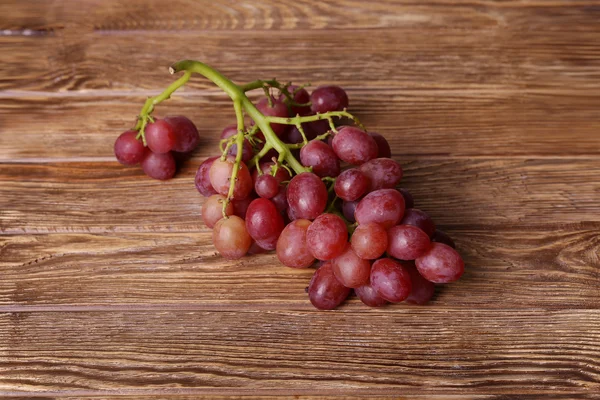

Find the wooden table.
[{"left": 1, "top": 1, "right": 599, "bottom": 398}]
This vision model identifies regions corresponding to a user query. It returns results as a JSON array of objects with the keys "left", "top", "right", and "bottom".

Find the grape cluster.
[
  {"left": 194, "top": 85, "right": 464, "bottom": 310},
  {"left": 114, "top": 115, "right": 200, "bottom": 179}
]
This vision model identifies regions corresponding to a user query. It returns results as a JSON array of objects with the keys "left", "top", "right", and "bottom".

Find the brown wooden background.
[{"left": 1, "top": 0, "right": 600, "bottom": 398}]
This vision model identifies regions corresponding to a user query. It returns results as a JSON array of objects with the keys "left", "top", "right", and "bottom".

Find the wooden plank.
[
  {"left": 1, "top": 26, "right": 599, "bottom": 92},
  {"left": 2, "top": 0, "right": 599, "bottom": 32},
  {"left": 1, "top": 90, "right": 599, "bottom": 160},
  {"left": 0, "top": 223, "right": 598, "bottom": 308},
  {"left": 0, "top": 310, "right": 599, "bottom": 395},
  {"left": 1, "top": 159, "right": 599, "bottom": 234}
]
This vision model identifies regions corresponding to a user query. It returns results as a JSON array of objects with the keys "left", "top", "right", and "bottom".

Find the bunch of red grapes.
[
  {"left": 193, "top": 85, "right": 465, "bottom": 310},
  {"left": 114, "top": 116, "right": 201, "bottom": 179}
]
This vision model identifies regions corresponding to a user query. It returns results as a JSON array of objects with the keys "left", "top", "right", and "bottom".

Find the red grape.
[
  {"left": 271, "top": 186, "right": 289, "bottom": 214},
  {"left": 252, "top": 162, "right": 291, "bottom": 185},
  {"left": 256, "top": 97, "right": 289, "bottom": 136},
  {"left": 299, "top": 140, "right": 340, "bottom": 178},
  {"left": 284, "top": 124, "right": 316, "bottom": 144},
  {"left": 145, "top": 119, "right": 176, "bottom": 154},
  {"left": 308, "top": 262, "right": 351, "bottom": 310},
  {"left": 398, "top": 188, "right": 414, "bottom": 209},
  {"left": 310, "top": 85, "right": 349, "bottom": 113},
  {"left": 404, "top": 262, "right": 435, "bottom": 305},
  {"left": 387, "top": 224, "right": 431, "bottom": 260},
  {"left": 351, "top": 222, "right": 388, "bottom": 259},
  {"left": 334, "top": 169, "right": 369, "bottom": 201},
  {"left": 368, "top": 132, "right": 391, "bottom": 158},
  {"left": 195, "top": 156, "right": 219, "bottom": 197},
  {"left": 431, "top": 229, "right": 456, "bottom": 249},
  {"left": 114, "top": 130, "right": 145, "bottom": 165},
  {"left": 247, "top": 241, "right": 269, "bottom": 255},
  {"left": 370, "top": 258, "right": 412, "bottom": 303},
  {"left": 359, "top": 158, "right": 403, "bottom": 192},
  {"left": 231, "top": 194, "right": 256, "bottom": 220},
  {"left": 331, "top": 245, "right": 371, "bottom": 288},
  {"left": 342, "top": 200, "right": 359, "bottom": 223},
  {"left": 354, "top": 189, "right": 405, "bottom": 228},
  {"left": 140, "top": 150, "right": 176, "bottom": 180},
  {"left": 286, "top": 172, "right": 328, "bottom": 220},
  {"left": 276, "top": 219, "right": 315, "bottom": 268},
  {"left": 332, "top": 126, "right": 378, "bottom": 165},
  {"left": 220, "top": 124, "right": 253, "bottom": 163},
  {"left": 164, "top": 115, "right": 200, "bottom": 153},
  {"left": 400, "top": 208, "right": 435, "bottom": 237},
  {"left": 245, "top": 198, "right": 285, "bottom": 250},
  {"left": 209, "top": 157, "right": 253, "bottom": 200},
  {"left": 306, "top": 213, "right": 348, "bottom": 260},
  {"left": 212, "top": 215, "right": 252, "bottom": 260},
  {"left": 355, "top": 282, "right": 388, "bottom": 307},
  {"left": 307, "top": 118, "right": 331, "bottom": 136},
  {"left": 202, "top": 194, "right": 234, "bottom": 228},
  {"left": 255, "top": 174, "right": 280, "bottom": 199},
  {"left": 281, "top": 85, "right": 311, "bottom": 116},
  {"left": 415, "top": 242, "right": 464, "bottom": 283}
]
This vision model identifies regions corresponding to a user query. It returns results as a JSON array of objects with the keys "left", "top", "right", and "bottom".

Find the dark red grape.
[
  {"left": 351, "top": 222, "right": 388, "bottom": 259},
  {"left": 300, "top": 140, "right": 340, "bottom": 178},
  {"left": 145, "top": 119, "right": 176, "bottom": 154},
  {"left": 355, "top": 189, "right": 405, "bottom": 228},
  {"left": 331, "top": 245, "right": 371, "bottom": 288},
  {"left": 209, "top": 157, "right": 253, "bottom": 200},
  {"left": 255, "top": 174, "right": 280, "bottom": 199},
  {"left": 334, "top": 169, "right": 369, "bottom": 201},
  {"left": 252, "top": 162, "right": 291, "bottom": 185},
  {"left": 140, "top": 150, "right": 176, "bottom": 180},
  {"left": 400, "top": 208, "right": 436, "bottom": 238},
  {"left": 342, "top": 200, "right": 359, "bottom": 223},
  {"left": 195, "top": 156, "right": 219, "bottom": 197},
  {"left": 308, "top": 262, "right": 351, "bottom": 310},
  {"left": 307, "top": 118, "right": 331, "bottom": 137},
  {"left": 310, "top": 85, "right": 349, "bottom": 113},
  {"left": 245, "top": 198, "right": 285, "bottom": 250},
  {"left": 212, "top": 215, "right": 252, "bottom": 260},
  {"left": 431, "top": 229, "right": 456, "bottom": 249},
  {"left": 281, "top": 85, "right": 311, "bottom": 116},
  {"left": 332, "top": 126, "right": 378, "bottom": 165},
  {"left": 398, "top": 188, "right": 414, "bottom": 209},
  {"left": 359, "top": 158, "right": 403, "bottom": 192},
  {"left": 415, "top": 242, "right": 464, "bottom": 283},
  {"left": 404, "top": 261, "right": 435, "bottom": 305},
  {"left": 271, "top": 186, "right": 289, "bottom": 214},
  {"left": 387, "top": 224, "right": 431, "bottom": 260},
  {"left": 202, "top": 194, "right": 234, "bottom": 228},
  {"left": 231, "top": 194, "right": 256, "bottom": 220},
  {"left": 276, "top": 219, "right": 314, "bottom": 268},
  {"left": 247, "top": 241, "right": 269, "bottom": 255},
  {"left": 220, "top": 124, "right": 253, "bottom": 163},
  {"left": 355, "top": 282, "right": 388, "bottom": 307},
  {"left": 114, "top": 130, "right": 145, "bottom": 165},
  {"left": 286, "top": 172, "right": 328, "bottom": 220},
  {"left": 368, "top": 132, "right": 392, "bottom": 158},
  {"left": 306, "top": 213, "right": 348, "bottom": 260},
  {"left": 164, "top": 115, "right": 200, "bottom": 153},
  {"left": 370, "top": 258, "right": 412, "bottom": 303},
  {"left": 256, "top": 97, "right": 289, "bottom": 136},
  {"left": 284, "top": 124, "right": 316, "bottom": 144}
]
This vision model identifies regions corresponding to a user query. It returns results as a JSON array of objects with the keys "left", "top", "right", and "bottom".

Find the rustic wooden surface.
[{"left": 1, "top": 0, "right": 599, "bottom": 398}]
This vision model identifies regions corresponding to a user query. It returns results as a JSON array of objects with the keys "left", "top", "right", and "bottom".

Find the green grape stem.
[{"left": 134, "top": 60, "right": 365, "bottom": 217}]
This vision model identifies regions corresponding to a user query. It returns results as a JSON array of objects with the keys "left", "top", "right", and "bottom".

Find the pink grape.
[
  {"left": 299, "top": 140, "right": 340, "bottom": 178},
  {"left": 310, "top": 85, "right": 349, "bottom": 113},
  {"left": 140, "top": 150, "right": 176, "bottom": 180},
  {"left": 387, "top": 224, "right": 431, "bottom": 260},
  {"left": 202, "top": 194, "right": 234, "bottom": 228},
  {"left": 256, "top": 97, "right": 289, "bottom": 136},
  {"left": 369, "top": 132, "right": 391, "bottom": 158},
  {"left": 431, "top": 229, "right": 456, "bottom": 249},
  {"left": 332, "top": 126, "right": 378, "bottom": 165},
  {"left": 404, "top": 261, "right": 435, "bottom": 305},
  {"left": 400, "top": 208, "right": 436, "bottom": 237},
  {"left": 351, "top": 222, "right": 388, "bottom": 259},
  {"left": 355, "top": 282, "right": 388, "bottom": 307},
  {"left": 370, "top": 258, "right": 412, "bottom": 303},
  {"left": 334, "top": 169, "right": 369, "bottom": 201},
  {"left": 209, "top": 157, "right": 253, "bottom": 200},
  {"left": 331, "top": 245, "right": 371, "bottom": 288},
  {"left": 276, "top": 219, "right": 314, "bottom": 268},
  {"left": 255, "top": 174, "right": 280, "bottom": 199},
  {"left": 195, "top": 156, "right": 219, "bottom": 197},
  {"left": 145, "top": 119, "right": 176, "bottom": 154},
  {"left": 114, "top": 130, "right": 145, "bottom": 165},
  {"left": 308, "top": 262, "right": 351, "bottom": 310},
  {"left": 355, "top": 189, "right": 405, "bottom": 228},
  {"left": 245, "top": 198, "right": 285, "bottom": 250},
  {"left": 398, "top": 188, "right": 414, "bottom": 209},
  {"left": 212, "top": 215, "right": 252, "bottom": 260},
  {"left": 286, "top": 172, "right": 328, "bottom": 220},
  {"left": 164, "top": 115, "right": 200, "bottom": 153},
  {"left": 306, "top": 213, "right": 348, "bottom": 260},
  {"left": 415, "top": 242, "right": 464, "bottom": 283},
  {"left": 359, "top": 158, "right": 403, "bottom": 192}
]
